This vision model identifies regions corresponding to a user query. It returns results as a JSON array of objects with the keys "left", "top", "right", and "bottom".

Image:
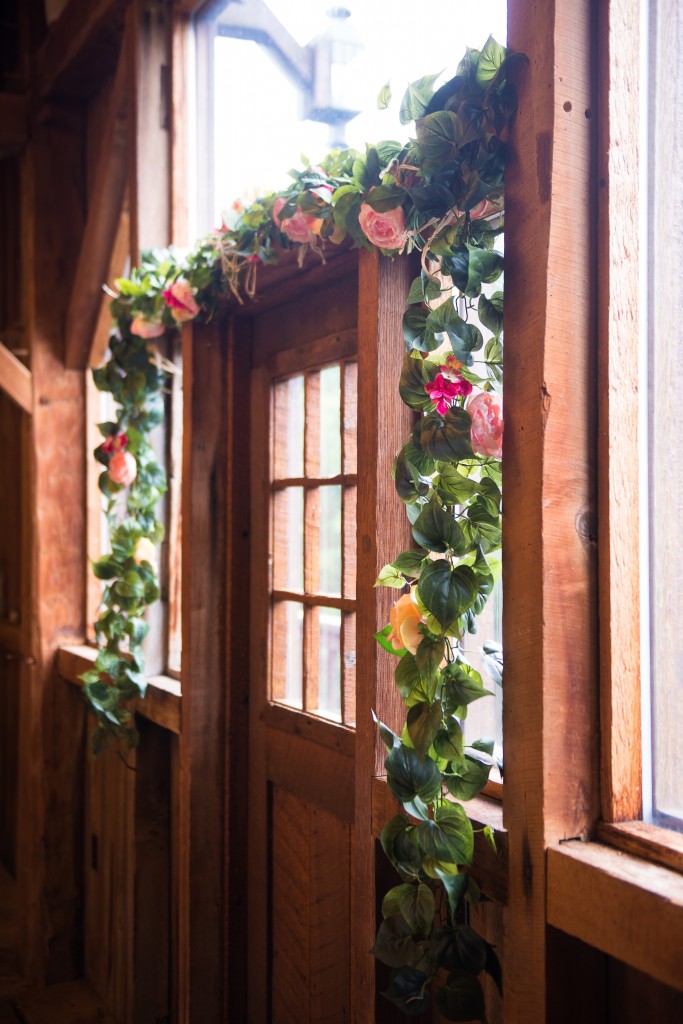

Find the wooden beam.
[
  {"left": 89, "top": 202, "right": 130, "bottom": 369},
  {"left": 548, "top": 842, "right": 683, "bottom": 994},
  {"left": 503, "top": 1, "right": 599, "bottom": 1021},
  {"left": 0, "top": 94, "right": 28, "bottom": 158},
  {"left": 34, "top": 0, "right": 130, "bottom": 99},
  {"left": 64, "top": 43, "right": 128, "bottom": 370},
  {"left": 0, "top": 343, "right": 32, "bottom": 415}
]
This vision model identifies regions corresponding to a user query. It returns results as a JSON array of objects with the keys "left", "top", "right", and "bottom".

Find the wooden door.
[{"left": 247, "top": 264, "right": 359, "bottom": 1023}]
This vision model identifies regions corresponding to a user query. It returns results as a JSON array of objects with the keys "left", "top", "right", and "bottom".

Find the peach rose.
[
  {"left": 358, "top": 200, "right": 407, "bottom": 251},
  {"left": 109, "top": 450, "right": 137, "bottom": 487},
  {"left": 387, "top": 592, "right": 425, "bottom": 654},
  {"left": 467, "top": 391, "right": 503, "bottom": 459},
  {"left": 130, "top": 315, "right": 165, "bottom": 339},
  {"left": 162, "top": 278, "right": 200, "bottom": 323},
  {"left": 134, "top": 537, "right": 157, "bottom": 566},
  {"left": 273, "top": 197, "right": 316, "bottom": 243}
]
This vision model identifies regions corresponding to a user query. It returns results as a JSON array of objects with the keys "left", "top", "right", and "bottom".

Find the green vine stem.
[{"left": 84, "top": 35, "right": 521, "bottom": 1018}]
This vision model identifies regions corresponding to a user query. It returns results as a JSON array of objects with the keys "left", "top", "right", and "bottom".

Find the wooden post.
[
  {"left": 503, "top": 1, "right": 599, "bottom": 1021},
  {"left": 16, "top": 105, "right": 89, "bottom": 985},
  {"left": 353, "top": 248, "right": 413, "bottom": 1023},
  {"left": 178, "top": 321, "right": 229, "bottom": 1023}
]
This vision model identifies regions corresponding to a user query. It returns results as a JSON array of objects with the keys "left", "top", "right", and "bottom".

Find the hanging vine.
[{"left": 85, "top": 35, "right": 521, "bottom": 1018}]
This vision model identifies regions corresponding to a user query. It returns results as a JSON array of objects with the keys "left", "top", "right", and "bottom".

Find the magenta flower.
[
  {"left": 102, "top": 432, "right": 129, "bottom": 455},
  {"left": 162, "top": 279, "right": 200, "bottom": 323},
  {"left": 424, "top": 372, "right": 468, "bottom": 415}
]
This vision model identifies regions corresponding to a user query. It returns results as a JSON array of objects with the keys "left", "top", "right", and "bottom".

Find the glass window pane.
[
  {"left": 319, "top": 364, "right": 341, "bottom": 476},
  {"left": 315, "top": 606, "right": 341, "bottom": 722},
  {"left": 273, "top": 375, "right": 304, "bottom": 479},
  {"left": 272, "top": 487, "right": 304, "bottom": 591},
  {"left": 319, "top": 485, "right": 341, "bottom": 595},
  {"left": 272, "top": 600, "right": 304, "bottom": 709}
]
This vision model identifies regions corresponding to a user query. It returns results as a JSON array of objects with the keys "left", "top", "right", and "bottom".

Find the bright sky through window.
[{"left": 209, "top": 0, "right": 506, "bottom": 229}]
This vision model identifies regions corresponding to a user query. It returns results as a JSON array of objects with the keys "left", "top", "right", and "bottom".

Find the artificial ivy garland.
[{"left": 85, "top": 36, "right": 520, "bottom": 1019}]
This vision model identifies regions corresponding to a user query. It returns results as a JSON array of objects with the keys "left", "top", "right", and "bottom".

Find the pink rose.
[
  {"left": 130, "top": 315, "right": 165, "bottom": 339},
  {"left": 468, "top": 391, "right": 503, "bottom": 459},
  {"left": 273, "top": 197, "right": 316, "bottom": 243},
  {"left": 109, "top": 450, "right": 137, "bottom": 487},
  {"left": 358, "top": 200, "right": 407, "bottom": 251},
  {"left": 162, "top": 279, "right": 200, "bottom": 323}
]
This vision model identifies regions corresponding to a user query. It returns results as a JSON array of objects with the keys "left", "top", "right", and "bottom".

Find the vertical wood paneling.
[
  {"left": 309, "top": 805, "right": 351, "bottom": 1023},
  {"left": 272, "top": 789, "right": 310, "bottom": 1024},
  {"left": 353, "top": 249, "right": 413, "bottom": 1022},
  {"left": 504, "top": 2, "right": 599, "bottom": 1021}
]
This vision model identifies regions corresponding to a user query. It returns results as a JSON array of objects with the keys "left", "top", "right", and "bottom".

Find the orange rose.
[{"left": 387, "top": 592, "right": 425, "bottom": 654}]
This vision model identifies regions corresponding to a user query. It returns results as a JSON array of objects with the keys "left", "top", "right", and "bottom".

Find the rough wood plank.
[
  {"left": 353, "top": 249, "right": 414, "bottom": 1023},
  {"left": 65, "top": 41, "right": 128, "bottom": 370},
  {"left": 16, "top": 109, "right": 88, "bottom": 986},
  {"left": 547, "top": 841, "right": 683, "bottom": 993},
  {"left": 13, "top": 980, "right": 116, "bottom": 1023},
  {"left": 0, "top": 95, "right": 27, "bottom": 159},
  {"left": 263, "top": 701, "right": 355, "bottom": 758},
  {"left": 309, "top": 805, "right": 351, "bottom": 1023},
  {"left": 596, "top": 0, "right": 643, "bottom": 824},
  {"left": 0, "top": 344, "right": 31, "bottom": 416},
  {"left": 178, "top": 321, "right": 228, "bottom": 1022},
  {"left": 597, "top": 820, "right": 683, "bottom": 878},
  {"left": 34, "top": 0, "right": 128, "bottom": 99},
  {"left": 272, "top": 789, "right": 310, "bottom": 1024},
  {"left": 267, "top": 729, "right": 354, "bottom": 827},
  {"left": 503, "top": 2, "right": 599, "bottom": 1020}
]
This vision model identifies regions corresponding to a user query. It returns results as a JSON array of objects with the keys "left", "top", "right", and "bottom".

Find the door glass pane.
[{"left": 318, "top": 485, "right": 342, "bottom": 596}]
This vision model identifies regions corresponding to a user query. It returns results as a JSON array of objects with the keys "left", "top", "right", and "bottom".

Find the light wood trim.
[
  {"left": 263, "top": 700, "right": 355, "bottom": 758},
  {"left": 272, "top": 472, "right": 357, "bottom": 489},
  {"left": 88, "top": 201, "right": 131, "bottom": 369},
  {"left": 65, "top": 38, "right": 129, "bottom": 369},
  {"left": 597, "top": 0, "right": 643, "bottom": 823},
  {"left": 597, "top": 820, "right": 683, "bottom": 876},
  {"left": 0, "top": 342, "right": 32, "bottom": 414},
  {"left": 271, "top": 589, "right": 355, "bottom": 612},
  {"left": 0, "top": 93, "right": 28, "bottom": 158},
  {"left": 267, "top": 328, "right": 357, "bottom": 378},
  {"left": 504, "top": 1, "right": 599, "bottom": 1020},
  {"left": 547, "top": 841, "right": 683, "bottom": 993},
  {"left": 57, "top": 644, "right": 181, "bottom": 734}
]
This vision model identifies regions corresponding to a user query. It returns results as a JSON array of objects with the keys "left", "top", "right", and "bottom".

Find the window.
[{"left": 269, "top": 358, "right": 357, "bottom": 725}]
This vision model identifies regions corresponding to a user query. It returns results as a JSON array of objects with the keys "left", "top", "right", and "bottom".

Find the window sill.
[
  {"left": 370, "top": 776, "right": 508, "bottom": 905},
  {"left": 547, "top": 839, "right": 683, "bottom": 993},
  {"left": 57, "top": 644, "right": 181, "bottom": 735}
]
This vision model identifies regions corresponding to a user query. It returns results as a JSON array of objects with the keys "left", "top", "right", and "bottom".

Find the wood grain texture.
[
  {"left": 178, "top": 321, "right": 228, "bottom": 1023},
  {"left": 503, "top": 2, "right": 601, "bottom": 1021},
  {"left": 353, "top": 249, "right": 414, "bottom": 1023},
  {"left": 267, "top": 729, "right": 354, "bottom": 827},
  {"left": 0, "top": 94, "right": 28, "bottom": 159},
  {"left": 0, "top": 344, "right": 31, "bottom": 415},
  {"left": 547, "top": 841, "right": 683, "bottom": 993},
  {"left": 34, "top": 0, "right": 128, "bottom": 99},
  {"left": 596, "top": 0, "right": 643, "bottom": 824},
  {"left": 597, "top": 819, "right": 683, "bottom": 875},
  {"left": 16, "top": 110, "right": 88, "bottom": 986},
  {"left": 64, "top": 39, "right": 128, "bottom": 370}
]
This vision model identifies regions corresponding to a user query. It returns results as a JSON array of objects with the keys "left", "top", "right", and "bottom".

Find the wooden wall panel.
[
  {"left": 0, "top": 393, "right": 23, "bottom": 629},
  {"left": 271, "top": 786, "right": 352, "bottom": 1024},
  {"left": 0, "top": 657, "right": 19, "bottom": 875}
]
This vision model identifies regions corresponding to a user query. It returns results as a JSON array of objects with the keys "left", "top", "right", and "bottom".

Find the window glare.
[{"left": 196, "top": 0, "right": 507, "bottom": 231}]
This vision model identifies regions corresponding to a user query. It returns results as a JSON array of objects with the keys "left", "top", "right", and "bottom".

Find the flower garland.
[{"left": 86, "top": 35, "right": 520, "bottom": 1018}]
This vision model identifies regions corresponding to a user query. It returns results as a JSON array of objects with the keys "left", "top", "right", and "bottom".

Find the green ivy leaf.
[
  {"left": 385, "top": 744, "right": 442, "bottom": 805},
  {"left": 442, "top": 244, "right": 504, "bottom": 297},
  {"left": 417, "top": 561, "right": 477, "bottom": 631},
  {"left": 420, "top": 409, "right": 474, "bottom": 463},
  {"left": 407, "top": 699, "right": 443, "bottom": 760},
  {"left": 377, "top": 80, "right": 392, "bottom": 109},
  {"left": 399, "top": 353, "right": 433, "bottom": 411},
  {"left": 436, "top": 970, "right": 486, "bottom": 1022},
  {"left": 383, "top": 967, "right": 432, "bottom": 1016},
  {"left": 476, "top": 35, "right": 507, "bottom": 85},
  {"left": 412, "top": 499, "right": 462, "bottom": 554},
  {"left": 400, "top": 71, "right": 442, "bottom": 125},
  {"left": 442, "top": 660, "right": 493, "bottom": 706},
  {"left": 395, "top": 652, "right": 421, "bottom": 699},
  {"left": 433, "top": 717, "right": 464, "bottom": 763},
  {"left": 444, "top": 754, "right": 492, "bottom": 801},
  {"left": 374, "top": 564, "right": 407, "bottom": 589},
  {"left": 478, "top": 291, "right": 504, "bottom": 337},
  {"left": 418, "top": 802, "right": 474, "bottom": 866},
  {"left": 435, "top": 465, "right": 479, "bottom": 505}
]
